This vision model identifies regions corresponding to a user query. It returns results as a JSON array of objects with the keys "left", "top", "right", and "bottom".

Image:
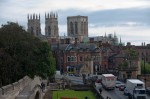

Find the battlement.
[
  {"left": 45, "top": 12, "right": 58, "bottom": 19},
  {"left": 28, "top": 14, "right": 40, "bottom": 20}
]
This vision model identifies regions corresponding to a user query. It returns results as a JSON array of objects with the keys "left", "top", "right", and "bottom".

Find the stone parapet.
[{"left": 0, "top": 76, "right": 32, "bottom": 99}]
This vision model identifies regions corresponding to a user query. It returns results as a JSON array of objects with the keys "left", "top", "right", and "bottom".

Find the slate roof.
[{"left": 54, "top": 43, "right": 100, "bottom": 52}]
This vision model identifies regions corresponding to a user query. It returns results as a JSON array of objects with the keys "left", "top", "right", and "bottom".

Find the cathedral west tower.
[
  {"left": 27, "top": 14, "right": 41, "bottom": 37},
  {"left": 45, "top": 12, "right": 59, "bottom": 38}
]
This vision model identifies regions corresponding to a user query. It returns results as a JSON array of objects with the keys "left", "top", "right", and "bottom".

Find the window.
[
  {"left": 54, "top": 26, "right": 57, "bottom": 35},
  {"left": 75, "top": 22, "right": 78, "bottom": 34},
  {"left": 70, "top": 22, "right": 74, "bottom": 34},
  {"left": 92, "top": 56, "right": 95, "bottom": 61},
  {"left": 67, "top": 56, "right": 71, "bottom": 62},
  {"left": 80, "top": 56, "right": 83, "bottom": 61},
  {"left": 48, "top": 26, "right": 51, "bottom": 35},
  {"left": 31, "top": 27, "right": 33, "bottom": 34},
  {"left": 96, "top": 56, "right": 100, "bottom": 61},
  {"left": 67, "top": 56, "right": 76, "bottom": 62},
  {"left": 36, "top": 27, "right": 39, "bottom": 35}
]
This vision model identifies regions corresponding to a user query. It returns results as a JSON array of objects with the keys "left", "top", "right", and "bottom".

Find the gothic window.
[
  {"left": 70, "top": 22, "right": 74, "bottom": 34},
  {"left": 54, "top": 26, "right": 57, "bottom": 35},
  {"left": 84, "top": 22, "right": 87, "bottom": 34},
  {"left": 36, "top": 27, "right": 39, "bottom": 35},
  {"left": 31, "top": 27, "right": 33, "bottom": 34},
  {"left": 48, "top": 26, "right": 51, "bottom": 35},
  {"left": 81, "top": 22, "right": 84, "bottom": 34},
  {"left": 75, "top": 22, "right": 78, "bottom": 34}
]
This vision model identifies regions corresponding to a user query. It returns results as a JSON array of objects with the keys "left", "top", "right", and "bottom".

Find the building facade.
[{"left": 52, "top": 41, "right": 102, "bottom": 75}]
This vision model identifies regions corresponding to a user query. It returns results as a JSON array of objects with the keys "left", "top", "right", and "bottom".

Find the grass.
[{"left": 52, "top": 89, "right": 96, "bottom": 99}]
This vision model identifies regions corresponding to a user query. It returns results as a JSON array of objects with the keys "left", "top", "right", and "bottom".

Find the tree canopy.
[{"left": 0, "top": 22, "right": 56, "bottom": 87}]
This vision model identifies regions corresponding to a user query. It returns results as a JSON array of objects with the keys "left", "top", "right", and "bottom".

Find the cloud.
[
  {"left": 88, "top": 25, "right": 150, "bottom": 45},
  {"left": 0, "top": 0, "right": 150, "bottom": 45}
]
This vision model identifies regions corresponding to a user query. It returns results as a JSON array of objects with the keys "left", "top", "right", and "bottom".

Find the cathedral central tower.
[
  {"left": 67, "top": 15, "right": 88, "bottom": 41},
  {"left": 27, "top": 14, "right": 41, "bottom": 37}
]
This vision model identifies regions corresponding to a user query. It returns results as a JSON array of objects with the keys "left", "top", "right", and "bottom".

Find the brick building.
[{"left": 52, "top": 40, "right": 102, "bottom": 75}]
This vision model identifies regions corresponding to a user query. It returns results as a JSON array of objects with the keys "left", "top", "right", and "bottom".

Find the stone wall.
[{"left": 0, "top": 76, "right": 32, "bottom": 99}]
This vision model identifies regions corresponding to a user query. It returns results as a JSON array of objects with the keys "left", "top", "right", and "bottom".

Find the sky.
[{"left": 0, "top": 0, "right": 150, "bottom": 45}]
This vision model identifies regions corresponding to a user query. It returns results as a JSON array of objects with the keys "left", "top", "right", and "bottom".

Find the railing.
[{"left": 118, "top": 66, "right": 138, "bottom": 71}]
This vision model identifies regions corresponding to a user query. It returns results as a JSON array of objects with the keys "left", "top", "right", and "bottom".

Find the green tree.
[
  {"left": 126, "top": 48, "right": 138, "bottom": 59},
  {"left": 141, "top": 61, "right": 150, "bottom": 74},
  {"left": 0, "top": 22, "right": 56, "bottom": 87}
]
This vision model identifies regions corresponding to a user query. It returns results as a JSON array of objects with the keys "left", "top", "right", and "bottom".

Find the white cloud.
[
  {"left": 0, "top": 0, "right": 150, "bottom": 45},
  {"left": 88, "top": 25, "right": 150, "bottom": 45},
  {"left": 26, "top": 0, "right": 150, "bottom": 12}
]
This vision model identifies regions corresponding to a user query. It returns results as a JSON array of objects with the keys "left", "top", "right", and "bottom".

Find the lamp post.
[
  {"left": 143, "top": 54, "right": 146, "bottom": 88},
  {"left": 95, "top": 65, "right": 97, "bottom": 75},
  {"left": 67, "top": 66, "right": 69, "bottom": 74}
]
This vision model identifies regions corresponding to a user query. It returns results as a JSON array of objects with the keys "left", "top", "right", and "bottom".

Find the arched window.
[
  {"left": 31, "top": 27, "right": 33, "bottom": 34},
  {"left": 84, "top": 22, "right": 86, "bottom": 34},
  {"left": 70, "top": 22, "right": 74, "bottom": 34},
  {"left": 48, "top": 26, "right": 51, "bottom": 35},
  {"left": 81, "top": 22, "right": 84, "bottom": 34},
  {"left": 75, "top": 22, "right": 78, "bottom": 34},
  {"left": 36, "top": 27, "right": 39, "bottom": 35}
]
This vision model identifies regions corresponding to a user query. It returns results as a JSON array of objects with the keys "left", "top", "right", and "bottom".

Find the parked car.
[
  {"left": 96, "top": 79, "right": 102, "bottom": 83},
  {"left": 124, "top": 87, "right": 128, "bottom": 95},
  {"left": 146, "top": 87, "right": 150, "bottom": 95},
  {"left": 119, "top": 85, "right": 126, "bottom": 91},
  {"left": 116, "top": 81, "right": 125, "bottom": 88}
]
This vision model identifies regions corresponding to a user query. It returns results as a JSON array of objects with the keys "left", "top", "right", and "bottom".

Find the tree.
[
  {"left": 141, "top": 61, "right": 150, "bottom": 74},
  {"left": 0, "top": 22, "right": 56, "bottom": 87},
  {"left": 126, "top": 48, "right": 138, "bottom": 59}
]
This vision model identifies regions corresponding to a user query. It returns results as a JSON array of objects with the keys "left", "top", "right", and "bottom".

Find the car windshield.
[
  {"left": 116, "top": 81, "right": 122, "bottom": 84},
  {"left": 134, "top": 90, "right": 146, "bottom": 94}
]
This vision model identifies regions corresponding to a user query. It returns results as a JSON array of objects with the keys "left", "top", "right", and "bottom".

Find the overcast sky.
[{"left": 0, "top": 0, "right": 150, "bottom": 45}]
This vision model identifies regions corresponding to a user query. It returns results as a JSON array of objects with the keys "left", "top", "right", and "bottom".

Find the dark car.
[
  {"left": 146, "top": 87, "right": 150, "bottom": 95},
  {"left": 124, "top": 88, "right": 129, "bottom": 96},
  {"left": 96, "top": 79, "right": 102, "bottom": 83},
  {"left": 116, "top": 81, "right": 125, "bottom": 88},
  {"left": 119, "top": 85, "right": 126, "bottom": 91}
]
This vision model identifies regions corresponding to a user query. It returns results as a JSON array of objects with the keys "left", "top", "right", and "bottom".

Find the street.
[
  {"left": 67, "top": 76, "right": 128, "bottom": 99},
  {"left": 66, "top": 76, "right": 150, "bottom": 99},
  {"left": 95, "top": 82, "right": 128, "bottom": 99},
  {"left": 95, "top": 82, "right": 150, "bottom": 99}
]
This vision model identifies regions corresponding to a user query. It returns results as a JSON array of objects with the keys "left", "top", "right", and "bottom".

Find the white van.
[{"left": 101, "top": 74, "right": 116, "bottom": 90}]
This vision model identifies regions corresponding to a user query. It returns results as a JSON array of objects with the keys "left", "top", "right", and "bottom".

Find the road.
[
  {"left": 66, "top": 75, "right": 84, "bottom": 84},
  {"left": 95, "top": 82, "right": 128, "bottom": 99},
  {"left": 60, "top": 75, "right": 150, "bottom": 99},
  {"left": 67, "top": 76, "right": 128, "bottom": 99},
  {"left": 95, "top": 83, "right": 150, "bottom": 99}
]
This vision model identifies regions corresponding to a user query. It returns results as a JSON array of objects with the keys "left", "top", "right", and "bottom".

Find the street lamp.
[
  {"left": 67, "top": 66, "right": 69, "bottom": 74},
  {"left": 143, "top": 54, "right": 146, "bottom": 88},
  {"left": 95, "top": 65, "right": 97, "bottom": 75}
]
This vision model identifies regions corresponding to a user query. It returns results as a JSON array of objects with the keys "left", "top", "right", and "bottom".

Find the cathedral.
[
  {"left": 27, "top": 12, "right": 59, "bottom": 40},
  {"left": 27, "top": 13, "right": 90, "bottom": 43},
  {"left": 27, "top": 13, "right": 119, "bottom": 45}
]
